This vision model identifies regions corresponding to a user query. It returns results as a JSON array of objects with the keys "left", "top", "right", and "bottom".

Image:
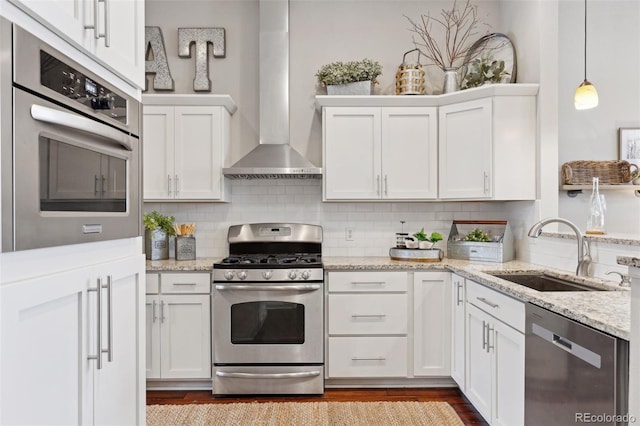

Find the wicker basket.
[{"left": 561, "top": 160, "right": 638, "bottom": 185}]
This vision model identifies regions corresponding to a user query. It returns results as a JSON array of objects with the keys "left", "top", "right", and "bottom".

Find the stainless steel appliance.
[
  {"left": 525, "top": 303, "right": 629, "bottom": 425},
  {"left": 213, "top": 223, "right": 324, "bottom": 395},
  {"left": 1, "top": 20, "right": 141, "bottom": 251}
]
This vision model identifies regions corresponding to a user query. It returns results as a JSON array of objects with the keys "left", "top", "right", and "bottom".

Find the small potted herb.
[
  {"left": 316, "top": 58, "right": 382, "bottom": 95},
  {"left": 143, "top": 210, "right": 176, "bottom": 260},
  {"left": 413, "top": 228, "right": 443, "bottom": 249}
]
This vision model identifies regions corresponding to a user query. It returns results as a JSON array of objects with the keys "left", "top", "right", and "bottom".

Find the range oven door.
[
  {"left": 5, "top": 88, "right": 140, "bottom": 251},
  {"left": 213, "top": 281, "right": 324, "bottom": 364}
]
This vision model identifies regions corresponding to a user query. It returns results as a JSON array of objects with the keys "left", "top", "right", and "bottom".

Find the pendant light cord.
[{"left": 584, "top": 0, "right": 588, "bottom": 81}]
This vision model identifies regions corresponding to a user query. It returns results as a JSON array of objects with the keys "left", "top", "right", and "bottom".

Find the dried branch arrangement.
[{"left": 406, "top": 0, "right": 489, "bottom": 69}]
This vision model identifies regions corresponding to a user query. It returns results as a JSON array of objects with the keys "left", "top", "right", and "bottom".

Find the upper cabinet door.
[
  {"left": 84, "top": 0, "right": 145, "bottom": 88},
  {"left": 8, "top": 0, "right": 89, "bottom": 46},
  {"left": 173, "top": 106, "right": 225, "bottom": 200},
  {"left": 323, "top": 107, "right": 382, "bottom": 200},
  {"left": 142, "top": 105, "right": 175, "bottom": 200},
  {"left": 439, "top": 98, "right": 492, "bottom": 199},
  {"left": 382, "top": 107, "right": 438, "bottom": 200}
]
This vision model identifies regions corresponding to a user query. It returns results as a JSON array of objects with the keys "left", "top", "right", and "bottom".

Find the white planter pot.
[{"left": 326, "top": 80, "right": 372, "bottom": 95}]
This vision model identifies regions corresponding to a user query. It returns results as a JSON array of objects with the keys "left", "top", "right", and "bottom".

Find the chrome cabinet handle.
[
  {"left": 94, "top": 175, "right": 100, "bottom": 196},
  {"left": 167, "top": 175, "right": 172, "bottom": 196},
  {"left": 172, "top": 282, "right": 197, "bottom": 286},
  {"left": 88, "top": 277, "right": 103, "bottom": 369},
  {"left": 487, "top": 325, "right": 494, "bottom": 352},
  {"left": 101, "top": 175, "right": 106, "bottom": 196},
  {"left": 84, "top": 0, "right": 108, "bottom": 45},
  {"left": 216, "top": 371, "right": 321, "bottom": 379},
  {"left": 376, "top": 175, "right": 380, "bottom": 196},
  {"left": 384, "top": 175, "right": 388, "bottom": 196},
  {"left": 351, "top": 314, "right": 386, "bottom": 318},
  {"left": 102, "top": 275, "right": 113, "bottom": 362},
  {"left": 152, "top": 300, "right": 157, "bottom": 322},
  {"left": 160, "top": 300, "right": 165, "bottom": 323},
  {"left": 350, "top": 281, "right": 385, "bottom": 285},
  {"left": 84, "top": 0, "right": 99, "bottom": 39},
  {"left": 456, "top": 282, "right": 463, "bottom": 306},
  {"left": 477, "top": 297, "right": 499, "bottom": 309},
  {"left": 482, "top": 320, "right": 488, "bottom": 351},
  {"left": 103, "top": 0, "right": 110, "bottom": 47},
  {"left": 483, "top": 172, "right": 489, "bottom": 195},
  {"left": 175, "top": 175, "right": 179, "bottom": 196},
  {"left": 352, "top": 356, "right": 386, "bottom": 361}
]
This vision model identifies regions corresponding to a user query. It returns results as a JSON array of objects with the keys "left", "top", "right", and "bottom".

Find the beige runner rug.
[{"left": 146, "top": 400, "right": 464, "bottom": 426}]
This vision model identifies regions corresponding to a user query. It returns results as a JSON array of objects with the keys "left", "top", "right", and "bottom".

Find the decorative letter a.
[
  {"left": 178, "top": 28, "right": 226, "bottom": 92},
  {"left": 144, "top": 27, "right": 174, "bottom": 91}
]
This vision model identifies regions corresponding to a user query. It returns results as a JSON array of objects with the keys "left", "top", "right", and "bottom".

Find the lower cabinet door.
[
  {"left": 328, "top": 336, "right": 407, "bottom": 378},
  {"left": 492, "top": 319, "right": 525, "bottom": 426},
  {"left": 465, "top": 303, "right": 493, "bottom": 423},
  {"left": 160, "top": 294, "right": 211, "bottom": 379},
  {"left": 146, "top": 295, "right": 161, "bottom": 379}
]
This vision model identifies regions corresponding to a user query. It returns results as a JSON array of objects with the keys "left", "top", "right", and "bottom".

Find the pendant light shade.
[{"left": 575, "top": 0, "right": 598, "bottom": 110}]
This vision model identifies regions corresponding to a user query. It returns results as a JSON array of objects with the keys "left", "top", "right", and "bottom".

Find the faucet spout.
[{"left": 527, "top": 217, "right": 591, "bottom": 277}]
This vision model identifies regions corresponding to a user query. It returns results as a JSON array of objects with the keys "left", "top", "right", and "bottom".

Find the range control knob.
[
  {"left": 237, "top": 270, "right": 248, "bottom": 280},
  {"left": 262, "top": 270, "right": 273, "bottom": 280},
  {"left": 301, "top": 270, "right": 311, "bottom": 280},
  {"left": 287, "top": 270, "right": 298, "bottom": 280},
  {"left": 223, "top": 271, "right": 235, "bottom": 281}
]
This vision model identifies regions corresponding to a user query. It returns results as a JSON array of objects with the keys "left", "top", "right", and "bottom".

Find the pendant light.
[{"left": 574, "top": 0, "right": 598, "bottom": 110}]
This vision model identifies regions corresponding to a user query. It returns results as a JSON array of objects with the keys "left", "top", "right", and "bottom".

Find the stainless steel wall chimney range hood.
[{"left": 223, "top": 0, "right": 322, "bottom": 179}]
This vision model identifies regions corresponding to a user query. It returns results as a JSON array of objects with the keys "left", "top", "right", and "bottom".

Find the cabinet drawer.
[
  {"left": 328, "top": 337, "right": 407, "bottom": 378},
  {"left": 466, "top": 279, "right": 524, "bottom": 332},
  {"left": 328, "top": 271, "right": 407, "bottom": 292},
  {"left": 328, "top": 294, "right": 407, "bottom": 335},
  {"left": 146, "top": 273, "right": 159, "bottom": 294},
  {"left": 161, "top": 273, "right": 211, "bottom": 294}
]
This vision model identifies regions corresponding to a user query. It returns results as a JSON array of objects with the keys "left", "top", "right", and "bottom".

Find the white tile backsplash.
[{"left": 145, "top": 180, "right": 636, "bottom": 280}]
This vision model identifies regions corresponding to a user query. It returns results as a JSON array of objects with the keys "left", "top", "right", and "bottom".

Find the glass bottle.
[{"left": 586, "top": 177, "right": 605, "bottom": 235}]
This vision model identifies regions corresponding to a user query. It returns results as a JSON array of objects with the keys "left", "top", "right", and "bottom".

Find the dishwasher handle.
[{"left": 531, "top": 322, "right": 602, "bottom": 368}]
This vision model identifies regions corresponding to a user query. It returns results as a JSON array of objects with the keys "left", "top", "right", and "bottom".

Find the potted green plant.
[
  {"left": 413, "top": 228, "right": 443, "bottom": 249},
  {"left": 460, "top": 52, "right": 509, "bottom": 89},
  {"left": 143, "top": 210, "right": 176, "bottom": 260},
  {"left": 316, "top": 58, "right": 382, "bottom": 95}
]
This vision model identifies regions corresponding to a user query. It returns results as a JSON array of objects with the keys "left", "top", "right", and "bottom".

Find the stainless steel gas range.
[{"left": 212, "top": 223, "right": 324, "bottom": 395}]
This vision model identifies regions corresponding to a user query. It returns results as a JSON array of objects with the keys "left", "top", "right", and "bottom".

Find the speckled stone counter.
[
  {"left": 324, "top": 256, "right": 630, "bottom": 340},
  {"left": 146, "top": 257, "right": 222, "bottom": 272},
  {"left": 618, "top": 256, "right": 640, "bottom": 268}
]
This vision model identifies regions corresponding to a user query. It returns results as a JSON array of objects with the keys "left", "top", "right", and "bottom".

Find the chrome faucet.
[{"left": 527, "top": 217, "right": 592, "bottom": 277}]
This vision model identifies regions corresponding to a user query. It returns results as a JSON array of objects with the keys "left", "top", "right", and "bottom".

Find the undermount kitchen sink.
[{"left": 489, "top": 273, "right": 607, "bottom": 292}]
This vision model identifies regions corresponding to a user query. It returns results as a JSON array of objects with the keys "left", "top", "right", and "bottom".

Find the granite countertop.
[
  {"left": 617, "top": 256, "right": 640, "bottom": 268},
  {"left": 324, "top": 256, "right": 630, "bottom": 340},
  {"left": 146, "top": 255, "right": 631, "bottom": 340}
]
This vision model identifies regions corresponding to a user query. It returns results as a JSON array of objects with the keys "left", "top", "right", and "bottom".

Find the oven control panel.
[
  {"left": 214, "top": 268, "right": 323, "bottom": 282},
  {"left": 39, "top": 51, "right": 127, "bottom": 124}
]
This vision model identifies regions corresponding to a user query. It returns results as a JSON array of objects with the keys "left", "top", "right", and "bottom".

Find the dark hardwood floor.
[{"left": 147, "top": 387, "right": 488, "bottom": 425}]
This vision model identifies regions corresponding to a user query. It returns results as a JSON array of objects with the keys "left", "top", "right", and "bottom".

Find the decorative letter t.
[{"left": 178, "top": 28, "right": 226, "bottom": 92}]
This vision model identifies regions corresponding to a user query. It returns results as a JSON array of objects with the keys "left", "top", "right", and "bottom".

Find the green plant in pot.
[
  {"left": 143, "top": 210, "right": 175, "bottom": 260},
  {"left": 413, "top": 228, "right": 443, "bottom": 249},
  {"left": 316, "top": 58, "right": 382, "bottom": 95}
]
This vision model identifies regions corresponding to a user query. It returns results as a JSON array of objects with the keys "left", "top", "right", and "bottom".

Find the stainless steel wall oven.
[
  {"left": 213, "top": 223, "right": 324, "bottom": 395},
  {"left": 1, "top": 20, "right": 141, "bottom": 251}
]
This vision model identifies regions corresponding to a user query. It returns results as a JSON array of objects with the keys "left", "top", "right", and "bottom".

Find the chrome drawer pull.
[
  {"left": 216, "top": 371, "right": 321, "bottom": 379},
  {"left": 352, "top": 356, "right": 386, "bottom": 361},
  {"left": 477, "top": 296, "right": 499, "bottom": 309},
  {"left": 351, "top": 314, "right": 386, "bottom": 318},
  {"left": 350, "top": 281, "right": 385, "bottom": 285},
  {"left": 172, "top": 282, "right": 197, "bottom": 286}
]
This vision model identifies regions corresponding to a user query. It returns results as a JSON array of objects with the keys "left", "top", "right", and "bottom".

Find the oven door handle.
[
  {"left": 30, "top": 104, "right": 133, "bottom": 151},
  {"left": 215, "top": 371, "right": 321, "bottom": 379},
  {"left": 214, "top": 284, "right": 320, "bottom": 292}
]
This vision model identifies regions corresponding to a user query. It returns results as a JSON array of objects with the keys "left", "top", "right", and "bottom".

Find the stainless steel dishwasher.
[{"left": 525, "top": 303, "right": 629, "bottom": 425}]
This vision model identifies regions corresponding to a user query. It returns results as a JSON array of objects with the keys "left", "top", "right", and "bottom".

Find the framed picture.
[{"left": 619, "top": 128, "right": 640, "bottom": 168}]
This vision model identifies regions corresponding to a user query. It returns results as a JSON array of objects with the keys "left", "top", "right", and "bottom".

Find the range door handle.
[
  {"left": 531, "top": 323, "right": 602, "bottom": 368},
  {"left": 216, "top": 371, "right": 321, "bottom": 379},
  {"left": 215, "top": 284, "right": 320, "bottom": 292}
]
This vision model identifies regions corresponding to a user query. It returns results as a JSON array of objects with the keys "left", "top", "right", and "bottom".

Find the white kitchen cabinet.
[
  {"left": 438, "top": 95, "right": 536, "bottom": 200},
  {"left": 413, "top": 271, "right": 451, "bottom": 377},
  {"left": 326, "top": 271, "right": 409, "bottom": 378},
  {"left": 0, "top": 253, "right": 145, "bottom": 425},
  {"left": 146, "top": 272, "right": 211, "bottom": 381},
  {"left": 465, "top": 280, "right": 525, "bottom": 426},
  {"left": 7, "top": 0, "right": 145, "bottom": 88},
  {"left": 322, "top": 106, "right": 438, "bottom": 201},
  {"left": 142, "top": 96, "right": 236, "bottom": 201},
  {"left": 450, "top": 273, "right": 466, "bottom": 390}
]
